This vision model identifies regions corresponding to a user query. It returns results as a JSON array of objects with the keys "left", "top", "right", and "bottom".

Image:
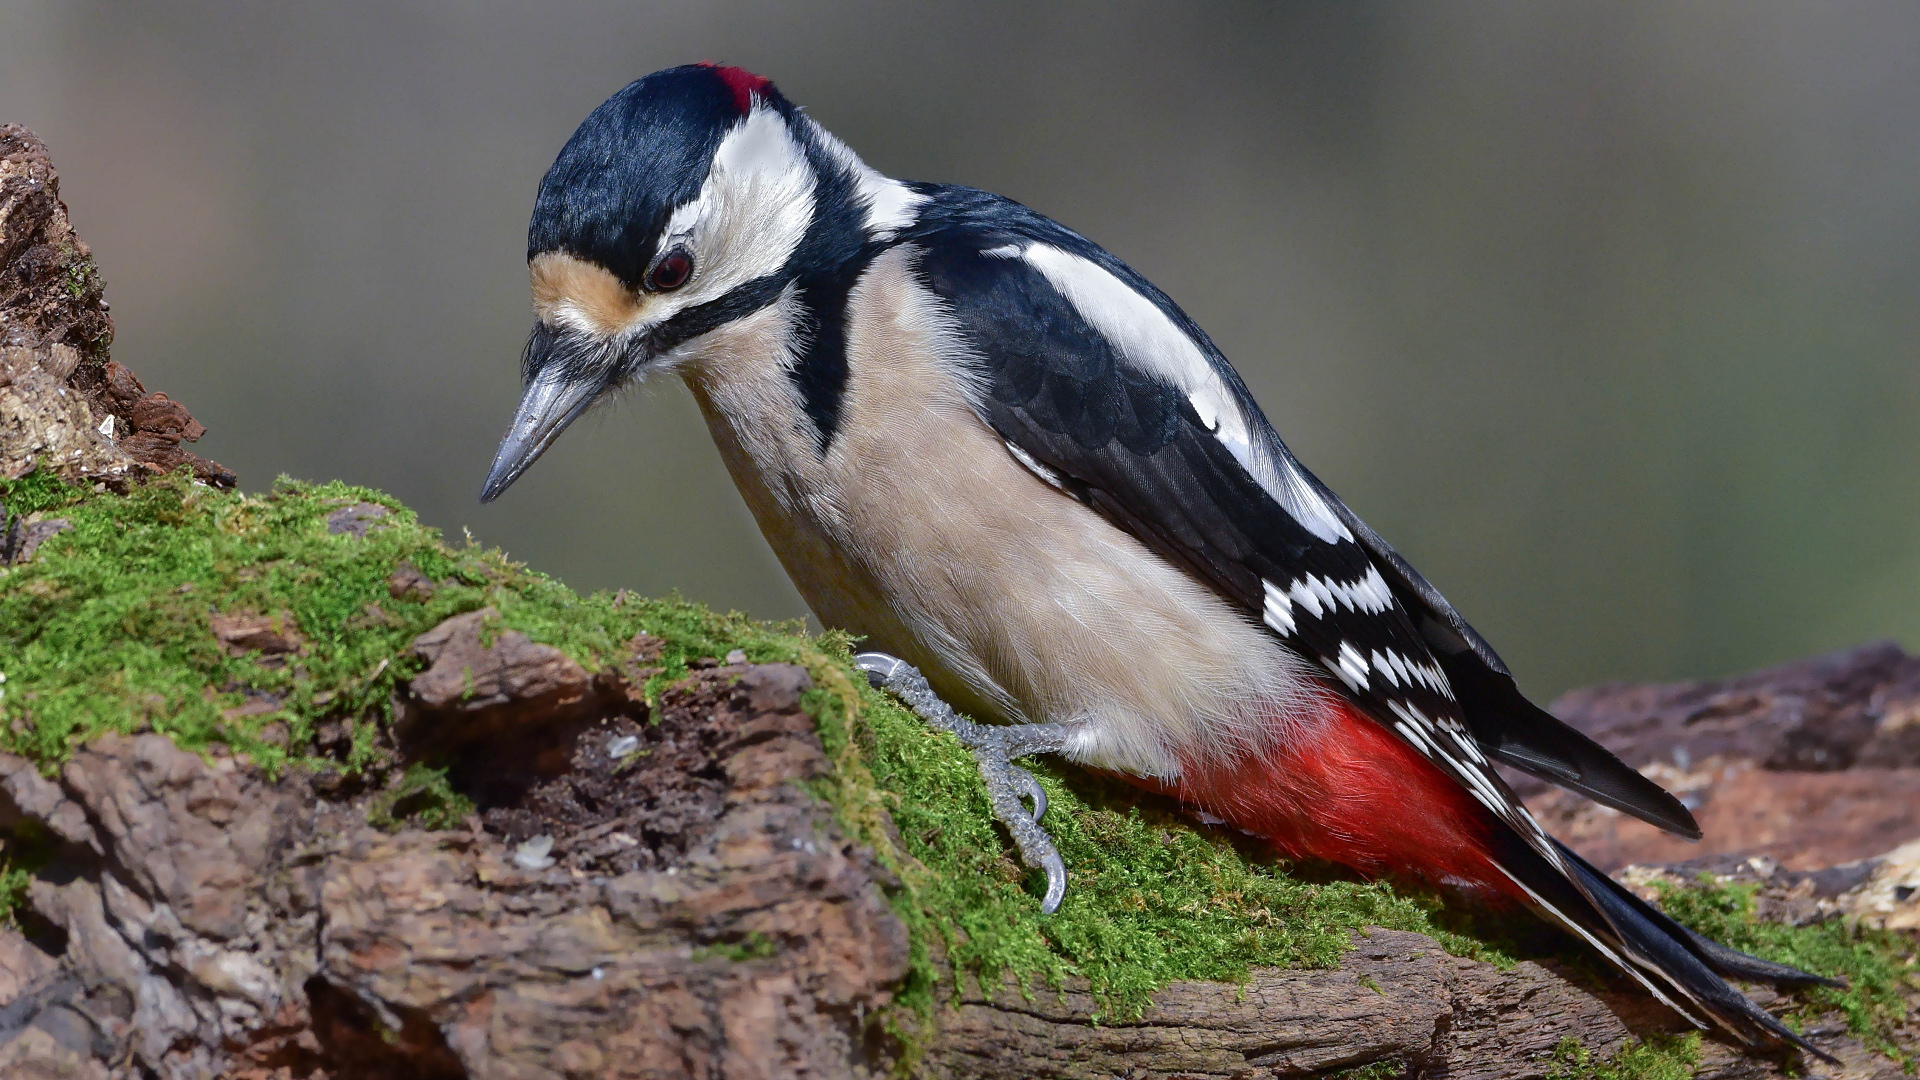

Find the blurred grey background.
[{"left": 2, "top": 2, "right": 1916, "bottom": 699}]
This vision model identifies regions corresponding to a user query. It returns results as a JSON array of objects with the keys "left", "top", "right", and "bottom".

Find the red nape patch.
[
  {"left": 699, "top": 62, "right": 773, "bottom": 113},
  {"left": 1138, "top": 698, "right": 1530, "bottom": 906}
]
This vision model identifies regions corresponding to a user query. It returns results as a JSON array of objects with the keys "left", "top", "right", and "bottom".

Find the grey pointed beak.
[{"left": 479, "top": 371, "right": 601, "bottom": 503}]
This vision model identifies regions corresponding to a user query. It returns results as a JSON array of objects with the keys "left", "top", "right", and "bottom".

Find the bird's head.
[{"left": 482, "top": 63, "right": 891, "bottom": 502}]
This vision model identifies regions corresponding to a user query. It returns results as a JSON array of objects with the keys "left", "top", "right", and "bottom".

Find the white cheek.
[{"left": 659, "top": 107, "right": 817, "bottom": 313}]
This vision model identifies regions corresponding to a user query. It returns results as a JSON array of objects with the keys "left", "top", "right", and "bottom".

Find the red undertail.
[
  {"left": 1151, "top": 697, "right": 1526, "bottom": 904},
  {"left": 1129, "top": 696, "right": 1837, "bottom": 1059}
]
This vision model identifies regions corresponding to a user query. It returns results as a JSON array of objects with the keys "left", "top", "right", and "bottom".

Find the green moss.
[
  {"left": 0, "top": 856, "right": 31, "bottom": 928},
  {"left": 2, "top": 473, "right": 468, "bottom": 773},
  {"left": 1547, "top": 1034, "right": 1700, "bottom": 1080},
  {"left": 0, "top": 468, "right": 83, "bottom": 518},
  {"left": 1327, "top": 1058, "right": 1408, "bottom": 1080},
  {"left": 696, "top": 931, "right": 780, "bottom": 963},
  {"left": 0, "top": 818, "right": 57, "bottom": 930},
  {"left": 1653, "top": 876, "right": 1917, "bottom": 1062},
  {"left": 65, "top": 256, "right": 95, "bottom": 298},
  {"left": 367, "top": 764, "right": 475, "bottom": 832}
]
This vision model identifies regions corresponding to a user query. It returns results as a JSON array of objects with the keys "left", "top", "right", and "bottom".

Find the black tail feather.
[
  {"left": 1555, "top": 851, "right": 1845, "bottom": 989},
  {"left": 1500, "top": 835, "right": 1839, "bottom": 1064},
  {"left": 1672, "top": 923, "right": 1845, "bottom": 989}
]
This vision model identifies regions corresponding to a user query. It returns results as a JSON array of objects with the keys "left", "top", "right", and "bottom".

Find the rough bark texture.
[
  {"left": 916, "top": 930, "right": 1890, "bottom": 1080},
  {"left": 0, "top": 658, "right": 912, "bottom": 1080},
  {"left": 0, "top": 124, "right": 232, "bottom": 490},
  {"left": 0, "top": 123, "right": 1915, "bottom": 1079}
]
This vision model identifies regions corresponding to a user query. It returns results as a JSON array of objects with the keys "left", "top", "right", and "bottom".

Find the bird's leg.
[{"left": 854, "top": 652, "right": 1070, "bottom": 913}]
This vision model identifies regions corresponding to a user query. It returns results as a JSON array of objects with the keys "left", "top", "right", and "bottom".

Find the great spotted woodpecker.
[{"left": 481, "top": 64, "right": 1834, "bottom": 1059}]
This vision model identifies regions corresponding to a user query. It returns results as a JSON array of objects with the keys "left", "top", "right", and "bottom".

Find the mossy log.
[{"left": 0, "top": 124, "right": 1914, "bottom": 1080}]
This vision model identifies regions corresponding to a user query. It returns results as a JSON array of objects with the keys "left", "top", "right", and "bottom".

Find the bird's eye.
[{"left": 648, "top": 247, "right": 694, "bottom": 291}]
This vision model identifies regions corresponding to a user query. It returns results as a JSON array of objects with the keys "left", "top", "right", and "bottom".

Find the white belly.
[{"left": 680, "top": 252, "right": 1326, "bottom": 781}]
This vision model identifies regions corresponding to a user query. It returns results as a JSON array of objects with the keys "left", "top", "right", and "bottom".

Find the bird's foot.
[{"left": 854, "top": 652, "right": 1070, "bottom": 913}]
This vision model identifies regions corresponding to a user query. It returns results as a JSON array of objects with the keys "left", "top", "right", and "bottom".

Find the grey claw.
[
  {"left": 983, "top": 761, "right": 1068, "bottom": 913},
  {"left": 1039, "top": 849, "right": 1067, "bottom": 914},
  {"left": 1014, "top": 769, "right": 1047, "bottom": 823},
  {"left": 853, "top": 651, "right": 906, "bottom": 687}
]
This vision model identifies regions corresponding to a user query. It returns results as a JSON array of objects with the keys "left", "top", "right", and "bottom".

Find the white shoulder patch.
[{"left": 1018, "top": 243, "right": 1351, "bottom": 544}]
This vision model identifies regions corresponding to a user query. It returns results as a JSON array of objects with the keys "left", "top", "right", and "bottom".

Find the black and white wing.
[{"left": 903, "top": 193, "right": 1696, "bottom": 840}]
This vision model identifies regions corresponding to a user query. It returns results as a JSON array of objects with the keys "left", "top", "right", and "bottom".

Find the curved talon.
[
  {"left": 1013, "top": 768, "right": 1047, "bottom": 823},
  {"left": 1038, "top": 847, "right": 1068, "bottom": 914},
  {"left": 853, "top": 651, "right": 907, "bottom": 687},
  {"left": 992, "top": 768, "right": 1068, "bottom": 912}
]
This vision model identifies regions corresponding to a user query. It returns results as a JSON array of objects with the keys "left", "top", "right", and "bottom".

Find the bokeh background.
[{"left": 2, "top": 2, "right": 1915, "bottom": 700}]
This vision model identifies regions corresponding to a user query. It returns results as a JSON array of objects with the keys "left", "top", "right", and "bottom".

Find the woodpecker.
[{"left": 482, "top": 64, "right": 1834, "bottom": 1059}]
